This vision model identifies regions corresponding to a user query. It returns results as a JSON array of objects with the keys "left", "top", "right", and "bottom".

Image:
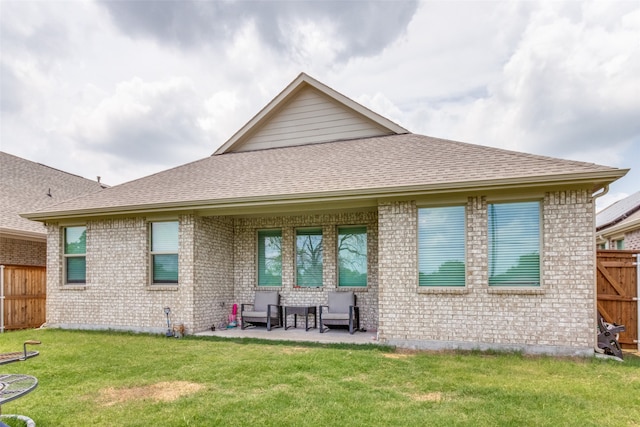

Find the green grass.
[{"left": 1, "top": 329, "right": 639, "bottom": 426}]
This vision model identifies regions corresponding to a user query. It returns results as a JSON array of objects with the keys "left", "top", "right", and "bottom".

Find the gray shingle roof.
[
  {"left": 596, "top": 190, "right": 640, "bottom": 229},
  {"left": 1, "top": 152, "right": 104, "bottom": 237},
  {"left": 22, "top": 134, "right": 626, "bottom": 220}
]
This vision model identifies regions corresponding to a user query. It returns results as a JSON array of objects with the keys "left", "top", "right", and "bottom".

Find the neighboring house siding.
[
  {"left": 0, "top": 236, "right": 46, "bottom": 266},
  {"left": 234, "top": 211, "right": 379, "bottom": 331},
  {"left": 378, "top": 190, "right": 595, "bottom": 355}
]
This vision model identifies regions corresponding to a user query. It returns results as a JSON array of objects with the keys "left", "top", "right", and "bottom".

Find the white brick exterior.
[
  {"left": 378, "top": 189, "right": 596, "bottom": 356},
  {"left": 44, "top": 188, "right": 597, "bottom": 355}
]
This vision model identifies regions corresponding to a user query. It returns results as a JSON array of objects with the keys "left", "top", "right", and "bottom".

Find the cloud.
[
  {"left": 405, "top": 1, "right": 640, "bottom": 166},
  {"left": 98, "top": 0, "right": 418, "bottom": 62},
  {"left": 68, "top": 77, "right": 211, "bottom": 167},
  {"left": 0, "top": 63, "right": 25, "bottom": 114}
]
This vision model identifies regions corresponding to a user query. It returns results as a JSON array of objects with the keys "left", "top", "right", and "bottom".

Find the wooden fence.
[
  {"left": 596, "top": 250, "right": 639, "bottom": 350},
  {"left": 1, "top": 265, "right": 46, "bottom": 331}
]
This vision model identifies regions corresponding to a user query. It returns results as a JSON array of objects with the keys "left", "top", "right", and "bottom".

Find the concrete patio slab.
[{"left": 195, "top": 326, "right": 380, "bottom": 346}]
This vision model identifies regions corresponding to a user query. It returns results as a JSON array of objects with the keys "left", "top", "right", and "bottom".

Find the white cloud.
[
  {"left": 416, "top": 1, "right": 640, "bottom": 163},
  {"left": 67, "top": 77, "right": 210, "bottom": 164}
]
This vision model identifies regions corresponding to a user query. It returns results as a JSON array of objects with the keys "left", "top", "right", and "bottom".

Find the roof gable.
[{"left": 214, "top": 72, "right": 409, "bottom": 154}]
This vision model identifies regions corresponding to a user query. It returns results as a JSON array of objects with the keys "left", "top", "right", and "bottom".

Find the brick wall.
[
  {"left": 43, "top": 188, "right": 598, "bottom": 355},
  {"left": 377, "top": 189, "right": 596, "bottom": 356},
  {"left": 193, "top": 216, "right": 234, "bottom": 331},
  {"left": 0, "top": 236, "right": 46, "bottom": 266},
  {"left": 234, "top": 211, "right": 379, "bottom": 331},
  {"left": 46, "top": 217, "right": 199, "bottom": 333},
  {"left": 624, "top": 228, "right": 640, "bottom": 250}
]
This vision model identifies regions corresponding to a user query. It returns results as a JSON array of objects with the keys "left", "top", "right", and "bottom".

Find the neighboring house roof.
[
  {"left": 1, "top": 152, "right": 105, "bottom": 240},
  {"left": 596, "top": 190, "right": 640, "bottom": 230},
  {"left": 21, "top": 74, "right": 627, "bottom": 222},
  {"left": 596, "top": 191, "right": 640, "bottom": 238}
]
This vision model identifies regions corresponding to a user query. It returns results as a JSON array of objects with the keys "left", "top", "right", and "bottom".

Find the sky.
[{"left": 1, "top": 0, "right": 638, "bottom": 211}]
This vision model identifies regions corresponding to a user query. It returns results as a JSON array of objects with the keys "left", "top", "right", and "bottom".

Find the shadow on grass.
[{"left": 186, "top": 334, "right": 396, "bottom": 352}]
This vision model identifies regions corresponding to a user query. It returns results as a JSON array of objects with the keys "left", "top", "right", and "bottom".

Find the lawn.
[{"left": 0, "top": 329, "right": 638, "bottom": 426}]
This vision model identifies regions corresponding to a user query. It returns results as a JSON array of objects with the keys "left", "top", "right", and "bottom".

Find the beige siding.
[{"left": 237, "top": 87, "right": 393, "bottom": 152}]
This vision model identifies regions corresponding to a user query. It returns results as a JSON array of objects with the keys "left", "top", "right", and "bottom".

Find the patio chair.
[
  {"left": 241, "top": 291, "right": 282, "bottom": 331},
  {"left": 319, "top": 291, "right": 360, "bottom": 334}
]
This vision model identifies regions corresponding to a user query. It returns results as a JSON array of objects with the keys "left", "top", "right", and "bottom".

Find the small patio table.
[{"left": 284, "top": 305, "right": 317, "bottom": 331}]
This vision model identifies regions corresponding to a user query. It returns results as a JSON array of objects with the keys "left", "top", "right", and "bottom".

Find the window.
[
  {"left": 488, "top": 201, "right": 540, "bottom": 286},
  {"left": 418, "top": 206, "right": 466, "bottom": 286},
  {"left": 296, "top": 228, "right": 323, "bottom": 287},
  {"left": 257, "top": 230, "right": 282, "bottom": 286},
  {"left": 615, "top": 239, "right": 625, "bottom": 250},
  {"left": 64, "top": 226, "right": 86, "bottom": 284},
  {"left": 337, "top": 226, "right": 367, "bottom": 287},
  {"left": 150, "top": 221, "right": 178, "bottom": 284}
]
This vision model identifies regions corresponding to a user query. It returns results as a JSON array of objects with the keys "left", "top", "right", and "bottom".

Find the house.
[
  {"left": 596, "top": 191, "right": 640, "bottom": 250},
  {"left": 1, "top": 152, "right": 104, "bottom": 329},
  {"left": 22, "top": 73, "right": 628, "bottom": 356}
]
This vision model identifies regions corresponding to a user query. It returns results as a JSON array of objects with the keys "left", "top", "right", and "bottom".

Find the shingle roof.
[
  {"left": 1, "top": 152, "right": 104, "bottom": 237},
  {"left": 596, "top": 190, "right": 640, "bottom": 229},
  {"left": 22, "top": 134, "right": 626, "bottom": 220}
]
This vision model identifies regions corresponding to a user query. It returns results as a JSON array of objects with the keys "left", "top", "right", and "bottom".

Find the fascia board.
[
  {"left": 596, "top": 217, "right": 640, "bottom": 238},
  {"left": 20, "top": 170, "right": 627, "bottom": 222},
  {"left": 0, "top": 227, "right": 46, "bottom": 241}
]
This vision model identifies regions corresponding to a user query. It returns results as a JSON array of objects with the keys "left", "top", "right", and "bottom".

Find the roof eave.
[
  {"left": 596, "top": 217, "right": 640, "bottom": 238},
  {"left": 0, "top": 227, "right": 46, "bottom": 242},
  {"left": 20, "top": 170, "right": 626, "bottom": 222}
]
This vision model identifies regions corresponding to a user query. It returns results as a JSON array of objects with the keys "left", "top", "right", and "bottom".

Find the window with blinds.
[
  {"left": 296, "top": 228, "right": 323, "bottom": 287},
  {"left": 418, "top": 206, "right": 466, "bottom": 286},
  {"left": 257, "top": 229, "right": 282, "bottom": 286},
  {"left": 150, "top": 221, "right": 178, "bottom": 284},
  {"left": 64, "top": 226, "right": 86, "bottom": 284},
  {"left": 337, "top": 226, "right": 367, "bottom": 287},
  {"left": 488, "top": 201, "right": 540, "bottom": 286}
]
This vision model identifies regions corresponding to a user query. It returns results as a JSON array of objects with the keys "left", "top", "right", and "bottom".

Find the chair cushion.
[
  {"left": 328, "top": 292, "right": 354, "bottom": 313},
  {"left": 254, "top": 291, "right": 279, "bottom": 312},
  {"left": 322, "top": 313, "right": 350, "bottom": 320},
  {"left": 242, "top": 311, "right": 278, "bottom": 319}
]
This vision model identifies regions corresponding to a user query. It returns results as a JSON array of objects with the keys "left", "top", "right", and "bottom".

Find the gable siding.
[{"left": 236, "top": 87, "right": 393, "bottom": 152}]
